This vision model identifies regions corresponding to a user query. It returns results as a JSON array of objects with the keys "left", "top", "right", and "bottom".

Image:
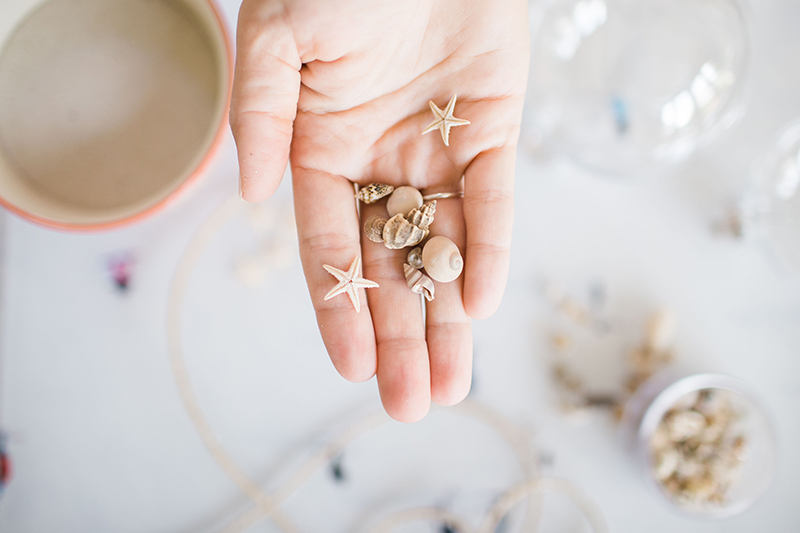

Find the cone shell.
[
  {"left": 407, "top": 246, "right": 424, "bottom": 269},
  {"left": 404, "top": 263, "right": 435, "bottom": 301},
  {"left": 364, "top": 216, "right": 387, "bottom": 243},
  {"left": 356, "top": 183, "right": 394, "bottom": 204},
  {"left": 422, "top": 236, "right": 463, "bottom": 283},
  {"left": 382, "top": 213, "right": 428, "bottom": 249},
  {"left": 407, "top": 201, "right": 436, "bottom": 230}
]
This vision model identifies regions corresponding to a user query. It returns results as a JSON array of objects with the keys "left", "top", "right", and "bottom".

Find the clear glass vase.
[{"left": 525, "top": 0, "right": 750, "bottom": 177}]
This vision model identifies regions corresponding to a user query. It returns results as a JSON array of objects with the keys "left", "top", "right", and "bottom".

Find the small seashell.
[
  {"left": 404, "top": 263, "right": 435, "bottom": 301},
  {"left": 422, "top": 235, "right": 463, "bottom": 283},
  {"left": 382, "top": 213, "right": 428, "bottom": 249},
  {"left": 406, "top": 200, "right": 436, "bottom": 229},
  {"left": 667, "top": 410, "right": 706, "bottom": 442},
  {"left": 356, "top": 183, "right": 394, "bottom": 204},
  {"left": 676, "top": 456, "right": 703, "bottom": 479},
  {"left": 387, "top": 186, "right": 423, "bottom": 217},
  {"left": 654, "top": 448, "right": 680, "bottom": 481},
  {"left": 363, "top": 216, "right": 387, "bottom": 243},
  {"left": 701, "top": 418, "right": 726, "bottom": 443},
  {"left": 645, "top": 310, "right": 676, "bottom": 353},
  {"left": 684, "top": 475, "right": 717, "bottom": 502},
  {"left": 407, "top": 246, "right": 424, "bottom": 269}
]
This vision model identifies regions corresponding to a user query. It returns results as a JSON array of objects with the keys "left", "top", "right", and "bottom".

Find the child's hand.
[{"left": 230, "top": 0, "right": 529, "bottom": 422}]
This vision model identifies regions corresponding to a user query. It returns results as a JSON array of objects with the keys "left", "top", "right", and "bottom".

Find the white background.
[{"left": 1, "top": 0, "right": 799, "bottom": 531}]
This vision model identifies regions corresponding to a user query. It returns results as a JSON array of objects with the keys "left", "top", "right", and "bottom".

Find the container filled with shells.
[{"left": 621, "top": 372, "right": 777, "bottom": 517}]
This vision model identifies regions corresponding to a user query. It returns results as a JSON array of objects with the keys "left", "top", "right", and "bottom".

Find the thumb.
[{"left": 230, "top": 2, "right": 301, "bottom": 202}]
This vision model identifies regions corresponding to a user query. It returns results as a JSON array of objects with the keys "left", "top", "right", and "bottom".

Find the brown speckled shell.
[{"left": 356, "top": 183, "right": 394, "bottom": 204}]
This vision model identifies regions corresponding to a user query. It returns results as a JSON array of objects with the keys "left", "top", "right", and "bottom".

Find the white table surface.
[{"left": 1, "top": 0, "right": 799, "bottom": 532}]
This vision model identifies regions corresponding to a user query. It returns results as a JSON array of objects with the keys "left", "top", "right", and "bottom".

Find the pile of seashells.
[
  {"left": 356, "top": 183, "right": 464, "bottom": 301},
  {"left": 650, "top": 389, "right": 747, "bottom": 508}
]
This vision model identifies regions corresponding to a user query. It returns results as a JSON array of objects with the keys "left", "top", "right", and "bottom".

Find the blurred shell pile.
[
  {"left": 650, "top": 389, "right": 747, "bottom": 507},
  {"left": 356, "top": 183, "right": 463, "bottom": 301}
]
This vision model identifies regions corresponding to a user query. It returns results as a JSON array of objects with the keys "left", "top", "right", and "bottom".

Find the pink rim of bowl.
[{"left": 0, "top": 0, "right": 233, "bottom": 232}]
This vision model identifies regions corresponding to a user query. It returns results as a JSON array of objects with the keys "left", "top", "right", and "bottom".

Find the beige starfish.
[
  {"left": 323, "top": 256, "right": 379, "bottom": 313},
  {"left": 421, "top": 94, "right": 471, "bottom": 146}
]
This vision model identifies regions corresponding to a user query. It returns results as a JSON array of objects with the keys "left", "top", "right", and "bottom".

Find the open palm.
[{"left": 230, "top": 0, "right": 530, "bottom": 422}]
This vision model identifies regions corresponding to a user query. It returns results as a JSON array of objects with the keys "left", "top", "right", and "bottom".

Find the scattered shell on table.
[
  {"left": 382, "top": 213, "right": 428, "bottom": 249},
  {"left": 387, "top": 186, "right": 423, "bottom": 217},
  {"left": 407, "top": 200, "right": 436, "bottom": 230},
  {"left": 422, "top": 235, "right": 463, "bottom": 282},
  {"left": 356, "top": 183, "right": 394, "bottom": 204},
  {"left": 364, "top": 215, "right": 387, "bottom": 243},
  {"left": 645, "top": 310, "right": 676, "bottom": 353},
  {"left": 407, "top": 246, "right": 424, "bottom": 269},
  {"left": 404, "top": 263, "right": 435, "bottom": 301}
]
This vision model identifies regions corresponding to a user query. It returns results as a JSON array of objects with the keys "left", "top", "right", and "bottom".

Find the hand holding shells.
[{"left": 230, "top": 0, "right": 527, "bottom": 424}]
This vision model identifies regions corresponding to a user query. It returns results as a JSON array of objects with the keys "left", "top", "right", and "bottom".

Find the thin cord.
[
  {"left": 369, "top": 507, "right": 473, "bottom": 533},
  {"left": 167, "top": 194, "right": 605, "bottom": 533},
  {"left": 167, "top": 196, "right": 297, "bottom": 531},
  {"left": 368, "top": 478, "right": 607, "bottom": 533},
  {"left": 477, "top": 478, "right": 608, "bottom": 533}
]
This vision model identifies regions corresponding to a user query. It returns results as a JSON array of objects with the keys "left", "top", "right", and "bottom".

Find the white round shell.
[
  {"left": 422, "top": 235, "right": 463, "bottom": 283},
  {"left": 387, "top": 186, "right": 423, "bottom": 217}
]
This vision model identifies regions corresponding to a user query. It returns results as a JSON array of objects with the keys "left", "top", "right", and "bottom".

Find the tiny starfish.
[
  {"left": 323, "top": 256, "right": 379, "bottom": 313},
  {"left": 421, "top": 94, "right": 471, "bottom": 146}
]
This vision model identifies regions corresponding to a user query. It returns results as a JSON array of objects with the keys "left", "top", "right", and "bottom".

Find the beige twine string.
[{"left": 167, "top": 194, "right": 607, "bottom": 533}]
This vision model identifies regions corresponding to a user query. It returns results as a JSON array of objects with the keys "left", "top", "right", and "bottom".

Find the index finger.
[
  {"left": 230, "top": 1, "right": 302, "bottom": 202},
  {"left": 292, "top": 166, "right": 378, "bottom": 383}
]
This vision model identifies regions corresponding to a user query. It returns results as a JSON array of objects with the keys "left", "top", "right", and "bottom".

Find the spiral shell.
[
  {"left": 422, "top": 235, "right": 463, "bottom": 282},
  {"left": 356, "top": 183, "right": 394, "bottom": 204},
  {"left": 406, "top": 200, "right": 436, "bottom": 230},
  {"left": 382, "top": 213, "right": 428, "bottom": 249},
  {"left": 407, "top": 246, "right": 424, "bottom": 269},
  {"left": 363, "top": 216, "right": 387, "bottom": 243},
  {"left": 404, "top": 263, "right": 435, "bottom": 301}
]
